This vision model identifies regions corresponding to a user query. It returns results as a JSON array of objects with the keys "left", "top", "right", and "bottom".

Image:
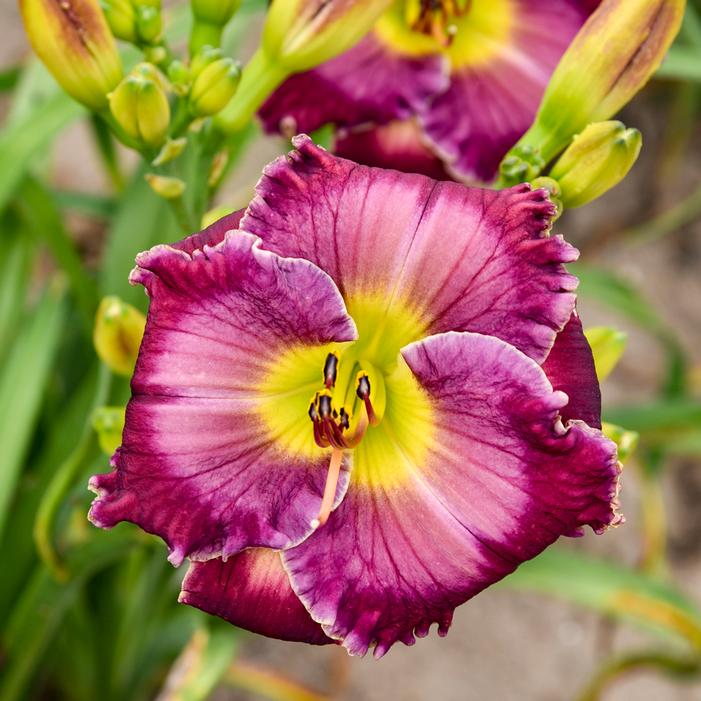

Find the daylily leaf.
[{"left": 502, "top": 548, "right": 701, "bottom": 652}]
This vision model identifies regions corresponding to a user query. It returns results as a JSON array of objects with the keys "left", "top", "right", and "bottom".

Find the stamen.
[
  {"left": 313, "top": 447, "right": 344, "bottom": 528},
  {"left": 323, "top": 352, "right": 339, "bottom": 388},
  {"left": 356, "top": 372, "right": 379, "bottom": 427},
  {"left": 410, "top": 0, "right": 470, "bottom": 46}
]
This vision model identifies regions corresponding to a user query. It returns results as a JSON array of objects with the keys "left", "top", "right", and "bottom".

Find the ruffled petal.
[
  {"left": 170, "top": 209, "right": 244, "bottom": 254},
  {"left": 542, "top": 311, "right": 601, "bottom": 428},
  {"left": 89, "top": 231, "right": 357, "bottom": 565},
  {"left": 259, "top": 35, "right": 447, "bottom": 135},
  {"left": 282, "top": 331, "right": 620, "bottom": 657},
  {"left": 334, "top": 120, "right": 451, "bottom": 181},
  {"left": 420, "top": 0, "right": 599, "bottom": 182},
  {"left": 180, "top": 549, "right": 334, "bottom": 645},
  {"left": 242, "top": 135, "right": 577, "bottom": 363}
]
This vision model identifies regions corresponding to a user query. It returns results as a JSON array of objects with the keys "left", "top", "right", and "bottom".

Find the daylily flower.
[
  {"left": 259, "top": 0, "right": 600, "bottom": 183},
  {"left": 89, "top": 135, "right": 621, "bottom": 657}
]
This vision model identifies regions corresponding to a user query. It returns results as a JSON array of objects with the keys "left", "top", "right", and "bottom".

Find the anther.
[
  {"left": 356, "top": 373, "right": 371, "bottom": 400},
  {"left": 308, "top": 402, "right": 319, "bottom": 423},
  {"left": 323, "top": 352, "right": 339, "bottom": 388},
  {"left": 318, "top": 393, "right": 332, "bottom": 419}
]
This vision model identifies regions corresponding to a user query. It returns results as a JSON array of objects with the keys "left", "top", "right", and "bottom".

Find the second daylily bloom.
[
  {"left": 89, "top": 135, "right": 621, "bottom": 657},
  {"left": 259, "top": 0, "right": 600, "bottom": 183}
]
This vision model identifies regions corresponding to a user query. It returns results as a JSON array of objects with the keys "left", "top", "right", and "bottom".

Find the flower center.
[
  {"left": 374, "top": 0, "right": 514, "bottom": 69},
  {"left": 406, "top": 0, "right": 471, "bottom": 47}
]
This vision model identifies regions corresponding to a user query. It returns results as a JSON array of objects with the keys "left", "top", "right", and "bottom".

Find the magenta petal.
[
  {"left": 421, "top": 1, "right": 598, "bottom": 182},
  {"left": 171, "top": 209, "right": 245, "bottom": 254},
  {"left": 283, "top": 332, "right": 619, "bottom": 657},
  {"left": 180, "top": 549, "right": 334, "bottom": 645},
  {"left": 334, "top": 120, "right": 452, "bottom": 181},
  {"left": 242, "top": 136, "right": 577, "bottom": 363},
  {"left": 89, "top": 231, "right": 356, "bottom": 565},
  {"left": 259, "top": 35, "right": 447, "bottom": 135},
  {"left": 542, "top": 311, "right": 601, "bottom": 428}
]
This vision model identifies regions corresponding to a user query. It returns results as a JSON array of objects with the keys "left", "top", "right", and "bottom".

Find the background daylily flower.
[
  {"left": 89, "top": 135, "right": 620, "bottom": 657},
  {"left": 259, "top": 0, "right": 600, "bottom": 183}
]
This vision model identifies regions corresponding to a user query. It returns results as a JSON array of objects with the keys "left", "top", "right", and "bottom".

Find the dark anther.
[
  {"left": 356, "top": 374, "right": 371, "bottom": 400},
  {"left": 308, "top": 402, "right": 319, "bottom": 423},
  {"left": 339, "top": 408, "right": 350, "bottom": 430},
  {"left": 318, "top": 394, "right": 333, "bottom": 419},
  {"left": 323, "top": 352, "right": 339, "bottom": 388}
]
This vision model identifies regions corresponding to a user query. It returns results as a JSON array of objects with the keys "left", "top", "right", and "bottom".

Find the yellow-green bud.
[
  {"left": 145, "top": 173, "right": 186, "bottom": 199},
  {"left": 530, "top": 176, "right": 563, "bottom": 219},
  {"left": 152, "top": 137, "right": 188, "bottom": 166},
  {"left": 93, "top": 296, "right": 145, "bottom": 375},
  {"left": 19, "top": 0, "right": 123, "bottom": 111},
  {"left": 108, "top": 65, "right": 170, "bottom": 148},
  {"left": 216, "top": 0, "right": 393, "bottom": 133},
  {"left": 191, "top": 0, "right": 240, "bottom": 26},
  {"left": 92, "top": 406, "right": 126, "bottom": 455},
  {"left": 135, "top": 3, "right": 162, "bottom": 43},
  {"left": 513, "top": 0, "right": 684, "bottom": 163},
  {"left": 263, "top": 0, "right": 394, "bottom": 71},
  {"left": 101, "top": 0, "right": 136, "bottom": 42},
  {"left": 168, "top": 60, "right": 191, "bottom": 96},
  {"left": 190, "top": 46, "right": 223, "bottom": 78},
  {"left": 190, "top": 58, "right": 241, "bottom": 117},
  {"left": 584, "top": 326, "right": 628, "bottom": 382},
  {"left": 550, "top": 121, "right": 642, "bottom": 208}
]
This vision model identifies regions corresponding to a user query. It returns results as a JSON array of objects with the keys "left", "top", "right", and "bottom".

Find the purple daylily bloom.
[
  {"left": 89, "top": 135, "right": 621, "bottom": 657},
  {"left": 259, "top": 0, "right": 601, "bottom": 183}
]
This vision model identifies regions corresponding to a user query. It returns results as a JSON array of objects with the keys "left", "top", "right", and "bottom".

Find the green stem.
[
  {"left": 622, "top": 179, "right": 701, "bottom": 246},
  {"left": 190, "top": 20, "right": 224, "bottom": 56},
  {"left": 167, "top": 191, "right": 198, "bottom": 233},
  {"left": 33, "top": 363, "right": 112, "bottom": 581},
  {"left": 576, "top": 650, "right": 701, "bottom": 701},
  {"left": 215, "top": 48, "right": 289, "bottom": 135},
  {"left": 89, "top": 114, "right": 125, "bottom": 192}
]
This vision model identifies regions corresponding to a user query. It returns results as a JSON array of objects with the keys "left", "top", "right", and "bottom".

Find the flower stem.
[
  {"left": 33, "top": 363, "right": 112, "bottom": 581},
  {"left": 215, "top": 48, "right": 289, "bottom": 135}
]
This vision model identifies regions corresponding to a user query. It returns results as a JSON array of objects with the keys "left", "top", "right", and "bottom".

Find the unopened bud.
[
  {"left": 584, "top": 326, "right": 628, "bottom": 381},
  {"left": 135, "top": 3, "right": 162, "bottom": 43},
  {"left": 513, "top": 0, "right": 684, "bottom": 163},
  {"left": 152, "top": 137, "right": 187, "bottom": 166},
  {"left": 109, "top": 64, "right": 170, "bottom": 148},
  {"left": 101, "top": 0, "right": 136, "bottom": 42},
  {"left": 190, "top": 58, "right": 241, "bottom": 117},
  {"left": 530, "top": 176, "right": 562, "bottom": 219},
  {"left": 145, "top": 173, "right": 186, "bottom": 199},
  {"left": 217, "top": 0, "right": 393, "bottom": 133},
  {"left": 550, "top": 121, "right": 642, "bottom": 208},
  {"left": 603, "top": 422, "right": 639, "bottom": 462},
  {"left": 92, "top": 406, "right": 126, "bottom": 455},
  {"left": 190, "top": 46, "right": 222, "bottom": 78},
  {"left": 168, "top": 60, "right": 191, "bottom": 96},
  {"left": 94, "top": 296, "right": 145, "bottom": 375},
  {"left": 19, "top": 0, "right": 123, "bottom": 111}
]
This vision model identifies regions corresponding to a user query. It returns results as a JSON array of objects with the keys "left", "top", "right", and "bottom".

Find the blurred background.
[{"left": 1, "top": 1, "right": 701, "bottom": 700}]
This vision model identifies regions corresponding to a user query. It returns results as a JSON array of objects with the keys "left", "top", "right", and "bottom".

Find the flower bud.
[
  {"left": 603, "top": 422, "right": 639, "bottom": 462},
  {"left": 19, "top": 0, "right": 123, "bottom": 111},
  {"left": 584, "top": 326, "right": 628, "bottom": 381},
  {"left": 189, "top": 58, "right": 241, "bottom": 117},
  {"left": 93, "top": 406, "right": 126, "bottom": 455},
  {"left": 512, "top": 0, "right": 684, "bottom": 163},
  {"left": 168, "top": 60, "right": 191, "bottom": 96},
  {"left": 101, "top": 0, "right": 136, "bottom": 42},
  {"left": 550, "top": 121, "right": 642, "bottom": 208},
  {"left": 94, "top": 296, "right": 146, "bottom": 376},
  {"left": 108, "top": 64, "right": 170, "bottom": 148},
  {"left": 263, "top": 0, "right": 394, "bottom": 71},
  {"left": 135, "top": 3, "right": 162, "bottom": 43},
  {"left": 145, "top": 173, "right": 186, "bottom": 199},
  {"left": 216, "top": 0, "right": 393, "bottom": 133}
]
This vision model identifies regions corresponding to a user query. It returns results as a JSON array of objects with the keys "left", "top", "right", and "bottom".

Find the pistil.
[{"left": 312, "top": 447, "right": 344, "bottom": 528}]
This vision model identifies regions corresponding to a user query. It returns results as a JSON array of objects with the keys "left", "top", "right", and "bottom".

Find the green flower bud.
[
  {"left": 191, "top": 0, "right": 240, "bottom": 26},
  {"left": 584, "top": 326, "right": 628, "bottom": 381},
  {"left": 602, "top": 422, "right": 639, "bottom": 462},
  {"left": 145, "top": 173, "right": 186, "bottom": 199},
  {"left": 92, "top": 406, "right": 126, "bottom": 455},
  {"left": 190, "top": 58, "right": 241, "bottom": 117},
  {"left": 101, "top": 0, "right": 136, "bottom": 42},
  {"left": 190, "top": 46, "right": 223, "bottom": 78},
  {"left": 550, "top": 121, "right": 642, "bottom": 208},
  {"left": 108, "top": 65, "right": 170, "bottom": 148},
  {"left": 514, "top": 0, "right": 684, "bottom": 163},
  {"left": 135, "top": 3, "right": 162, "bottom": 43},
  {"left": 217, "top": 0, "right": 394, "bottom": 133},
  {"left": 19, "top": 0, "right": 123, "bottom": 111},
  {"left": 93, "top": 296, "right": 145, "bottom": 375},
  {"left": 168, "top": 60, "right": 191, "bottom": 96}
]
